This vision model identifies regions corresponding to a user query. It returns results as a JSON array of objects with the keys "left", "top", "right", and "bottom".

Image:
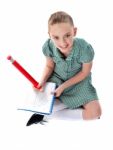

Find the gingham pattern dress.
[{"left": 42, "top": 38, "right": 98, "bottom": 109}]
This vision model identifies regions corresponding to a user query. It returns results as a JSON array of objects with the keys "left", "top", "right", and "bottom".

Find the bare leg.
[
  {"left": 49, "top": 99, "right": 102, "bottom": 121},
  {"left": 82, "top": 100, "right": 102, "bottom": 120}
]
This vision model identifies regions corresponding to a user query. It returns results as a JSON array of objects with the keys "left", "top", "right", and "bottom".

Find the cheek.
[{"left": 67, "top": 38, "right": 73, "bottom": 45}]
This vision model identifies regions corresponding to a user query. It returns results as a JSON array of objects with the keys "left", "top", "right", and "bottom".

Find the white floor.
[
  {"left": 0, "top": 101, "right": 113, "bottom": 150},
  {"left": 0, "top": 60, "right": 113, "bottom": 150}
]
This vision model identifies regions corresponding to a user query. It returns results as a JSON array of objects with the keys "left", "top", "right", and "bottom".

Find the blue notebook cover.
[{"left": 18, "top": 82, "right": 56, "bottom": 115}]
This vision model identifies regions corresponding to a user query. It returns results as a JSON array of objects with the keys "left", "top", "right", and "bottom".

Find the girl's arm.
[
  {"left": 39, "top": 57, "right": 55, "bottom": 86},
  {"left": 54, "top": 62, "right": 92, "bottom": 97},
  {"left": 61, "top": 62, "right": 92, "bottom": 90}
]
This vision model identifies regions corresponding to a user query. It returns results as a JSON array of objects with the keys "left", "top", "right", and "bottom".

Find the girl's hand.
[
  {"left": 32, "top": 82, "right": 46, "bottom": 92},
  {"left": 52, "top": 85, "right": 65, "bottom": 97}
]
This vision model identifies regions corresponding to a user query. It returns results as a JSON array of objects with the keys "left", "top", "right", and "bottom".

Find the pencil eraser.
[{"left": 7, "top": 55, "right": 12, "bottom": 60}]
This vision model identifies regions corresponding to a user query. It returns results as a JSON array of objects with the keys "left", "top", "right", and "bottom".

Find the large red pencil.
[{"left": 7, "top": 55, "right": 41, "bottom": 89}]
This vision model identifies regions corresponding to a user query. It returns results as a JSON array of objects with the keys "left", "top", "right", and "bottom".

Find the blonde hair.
[{"left": 48, "top": 11, "right": 74, "bottom": 28}]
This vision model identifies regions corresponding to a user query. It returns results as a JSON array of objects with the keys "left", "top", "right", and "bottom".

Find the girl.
[{"left": 26, "top": 11, "right": 101, "bottom": 126}]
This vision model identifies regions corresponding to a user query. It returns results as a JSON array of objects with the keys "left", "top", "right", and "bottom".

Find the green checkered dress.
[{"left": 42, "top": 38, "right": 98, "bottom": 109}]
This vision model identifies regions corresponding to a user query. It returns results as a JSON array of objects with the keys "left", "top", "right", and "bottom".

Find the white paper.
[{"left": 18, "top": 82, "right": 56, "bottom": 115}]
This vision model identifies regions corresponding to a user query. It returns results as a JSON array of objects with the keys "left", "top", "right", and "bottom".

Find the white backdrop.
[{"left": 0, "top": 0, "right": 113, "bottom": 150}]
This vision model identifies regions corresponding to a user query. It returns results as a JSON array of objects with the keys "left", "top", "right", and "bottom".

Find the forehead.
[{"left": 49, "top": 23, "right": 74, "bottom": 35}]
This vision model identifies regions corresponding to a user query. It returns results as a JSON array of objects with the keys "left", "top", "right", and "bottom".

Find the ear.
[{"left": 74, "top": 27, "right": 77, "bottom": 36}]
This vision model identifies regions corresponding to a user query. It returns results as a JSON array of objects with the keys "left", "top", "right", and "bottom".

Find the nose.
[{"left": 59, "top": 38, "right": 67, "bottom": 47}]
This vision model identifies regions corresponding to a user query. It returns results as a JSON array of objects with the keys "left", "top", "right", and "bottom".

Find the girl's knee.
[
  {"left": 83, "top": 100, "right": 102, "bottom": 120},
  {"left": 93, "top": 106, "right": 102, "bottom": 119},
  {"left": 83, "top": 108, "right": 102, "bottom": 120}
]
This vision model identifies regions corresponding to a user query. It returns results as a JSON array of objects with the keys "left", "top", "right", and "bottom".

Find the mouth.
[{"left": 59, "top": 45, "right": 69, "bottom": 49}]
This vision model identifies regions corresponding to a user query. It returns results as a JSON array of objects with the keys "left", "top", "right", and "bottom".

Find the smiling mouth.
[{"left": 59, "top": 45, "right": 68, "bottom": 49}]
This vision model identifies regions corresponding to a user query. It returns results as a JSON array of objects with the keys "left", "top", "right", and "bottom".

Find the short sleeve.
[
  {"left": 79, "top": 41, "right": 95, "bottom": 63},
  {"left": 42, "top": 39, "right": 53, "bottom": 57}
]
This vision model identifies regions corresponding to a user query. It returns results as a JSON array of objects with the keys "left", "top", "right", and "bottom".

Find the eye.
[
  {"left": 53, "top": 36, "right": 59, "bottom": 40},
  {"left": 65, "top": 34, "right": 71, "bottom": 38}
]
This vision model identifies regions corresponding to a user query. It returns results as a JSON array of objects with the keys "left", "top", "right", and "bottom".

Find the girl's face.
[{"left": 48, "top": 23, "right": 77, "bottom": 55}]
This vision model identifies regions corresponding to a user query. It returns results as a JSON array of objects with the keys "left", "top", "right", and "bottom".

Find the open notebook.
[{"left": 18, "top": 82, "right": 56, "bottom": 115}]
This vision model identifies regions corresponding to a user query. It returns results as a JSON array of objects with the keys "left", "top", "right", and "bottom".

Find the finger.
[
  {"left": 37, "top": 84, "right": 42, "bottom": 89},
  {"left": 54, "top": 92, "right": 60, "bottom": 98},
  {"left": 32, "top": 85, "right": 43, "bottom": 92},
  {"left": 39, "top": 87, "right": 44, "bottom": 92},
  {"left": 51, "top": 90, "right": 58, "bottom": 97}
]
